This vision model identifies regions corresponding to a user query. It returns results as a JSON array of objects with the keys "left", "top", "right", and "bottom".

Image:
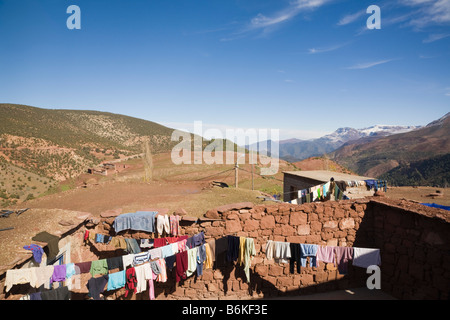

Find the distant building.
[{"left": 283, "top": 170, "right": 377, "bottom": 202}]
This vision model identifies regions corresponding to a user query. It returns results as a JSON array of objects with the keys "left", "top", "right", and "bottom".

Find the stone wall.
[
  {"left": 3, "top": 196, "right": 448, "bottom": 300},
  {"left": 166, "top": 200, "right": 375, "bottom": 300},
  {"left": 369, "top": 199, "right": 450, "bottom": 300},
  {"left": 151, "top": 197, "right": 449, "bottom": 300}
]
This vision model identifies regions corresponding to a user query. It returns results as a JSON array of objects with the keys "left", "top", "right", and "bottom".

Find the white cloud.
[
  {"left": 423, "top": 33, "right": 450, "bottom": 43},
  {"left": 402, "top": 0, "right": 450, "bottom": 27},
  {"left": 345, "top": 59, "right": 396, "bottom": 70},
  {"left": 308, "top": 42, "right": 350, "bottom": 54},
  {"left": 232, "top": 0, "right": 332, "bottom": 38},
  {"left": 337, "top": 10, "right": 365, "bottom": 26}
]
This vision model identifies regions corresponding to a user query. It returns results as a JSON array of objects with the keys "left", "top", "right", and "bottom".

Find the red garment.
[
  {"left": 125, "top": 267, "right": 137, "bottom": 297},
  {"left": 175, "top": 251, "right": 188, "bottom": 283},
  {"left": 84, "top": 230, "right": 89, "bottom": 241},
  {"left": 153, "top": 238, "right": 167, "bottom": 248}
]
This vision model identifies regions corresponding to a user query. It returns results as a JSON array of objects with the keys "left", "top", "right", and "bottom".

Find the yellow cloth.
[
  {"left": 204, "top": 243, "right": 214, "bottom": 269},
  {"left": 239, "top": 237, "right": 246, "bottom": 265}
]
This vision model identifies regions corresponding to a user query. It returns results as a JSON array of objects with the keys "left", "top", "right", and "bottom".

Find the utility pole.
[
  {"left": 235, "top": 153, "right": 245, "bottom": 188},
  {"left": 235, "top": 163, "right": 239, "bottom": 188}
]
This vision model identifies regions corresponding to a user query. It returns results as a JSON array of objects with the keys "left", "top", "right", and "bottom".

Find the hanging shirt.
[
  {"left": 90, "top": 259, "right": 108, "bottom": 277},
  {"left": 133, "top": 251, "right": 150, "bottom": 266},
  {"left": 135, "top": 263, "right": 153, "bottom": 293},
  {"left": 204, "top": 243, "right": 214, "bottom": 270},
  {"left": 289, "top": 243, "right": 301, "bottom": 274},
  {"left": 106, "top": 270, "right": 126, "bottom": 291},
  {"left": 65, "top": 263, "right": 76, "bottom": 279},
  {"left": 175, "top": 250, "right": 188, "bottom": 283},
  {"left": 5, "top": 268, "right": 37, "bottom": 292},
  {"left": 125, "top": 267, "right": 137, "bottom": 298},
  {"left": 35, "top": 265, "right": 54, "bottom": 289},
  {"left": 51, "top": 264, "right": 66, "bottom": 283},
  {"left": 122, "top": 254, "right": 134, "bottom": 269},
  {"left": 170, "top": 215, "right": 181, "bottom": 236},
  {"left": 196, "top": 244, "right": 207, "bottom": 276},
  {"left": 299, "top": 244, "right": 318, "bottom": 267},
  {"left": 186, "top": 247, "right": 198, "bottom": 277},
  {"left": 227, "top": 236, "right": 240, "bottom": 262},
  {"left": 87, "top": 275, "right": 109, "bottom": 300},
  {"left": 274, "top": 241, "right": 291, "bottom": 264},
  {"left": 156, "top": 259, "right": 167, "bottom": 282},
  {"left": 316, "top": 246, "right": 335, "bottom": 266},
  {"left": 334, "top": 247, "right": 354, "bottom": 274}
]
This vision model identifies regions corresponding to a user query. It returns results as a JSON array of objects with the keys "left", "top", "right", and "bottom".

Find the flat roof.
[{"left": 283, "top": 170, "right": 375, "bottom": 182}]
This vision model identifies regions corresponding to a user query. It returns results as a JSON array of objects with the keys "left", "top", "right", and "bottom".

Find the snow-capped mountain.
[
  {"left": 322, "top": 125, "right": 422, "bottom": 144},
  {"left": 261, "top": 124, "right": 422, "bottom": 162}
]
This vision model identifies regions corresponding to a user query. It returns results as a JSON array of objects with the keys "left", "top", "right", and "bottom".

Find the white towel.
[{"left": 352, "top": 248, "right": 381, "bottom": 268}]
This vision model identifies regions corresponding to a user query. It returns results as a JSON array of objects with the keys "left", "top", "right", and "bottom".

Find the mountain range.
[
  {"left": 330, "top": 112, "right": 450, "bottom": 186},
  {"left": 252, "top": 124, "right": 422, "bottom": 162}
]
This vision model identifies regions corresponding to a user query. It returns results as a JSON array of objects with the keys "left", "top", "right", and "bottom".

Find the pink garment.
[
  {"left": 170, "top": 215, "right": 181, "bottom": 236},
  {"left": 316, "top": 246, "right": 335, "bottom": 267},
  {"left": 148, "top": 270, "right": 157, "bottom": 300},
  {"left": 177, "top": 239, "right": 187, "bottom": 252},
  {"left": 334, "top": 247, "right": 354, "bottom": 274}
]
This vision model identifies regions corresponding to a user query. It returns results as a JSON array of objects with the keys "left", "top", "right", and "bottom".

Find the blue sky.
[{"left": 0, "top": 0, "right": 449, "bottom": 140}]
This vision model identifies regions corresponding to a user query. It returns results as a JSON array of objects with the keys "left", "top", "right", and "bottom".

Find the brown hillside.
[{"left": 293, "top": 157, "right": 354, "bottom": 174}]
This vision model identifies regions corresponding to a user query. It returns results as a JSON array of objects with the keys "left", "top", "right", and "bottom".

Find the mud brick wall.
[
  {"left": 369, "top": 199, "right": 450, "bottom": 300},
  {"left": 164, "top": 200, "right": 377, "bottom": 300},
  {"left": 160, "top": 198, "right": 449, "bottom": 300}
]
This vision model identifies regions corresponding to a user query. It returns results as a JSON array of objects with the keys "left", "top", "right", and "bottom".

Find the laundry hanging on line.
[{"left": 265, "top": 240, "right": 381, "bottom": 275}]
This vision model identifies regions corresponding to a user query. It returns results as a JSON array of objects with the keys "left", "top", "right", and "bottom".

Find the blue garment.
[
  {"left": 106, "top": 270, "right": 126, "bottom": 291},
  {"left": 365, "top": 179, "right": 378, "bottom": 191},
  {"left": 23, "top": 244, "right": 44, "bottom": 264},
  {"left": 160, "top": 245, "right": 173, "bottom": 259},
  {"left": 95, "top": 234, "right": 104, "bottom": 243},
  {"left": 299, "top": 244, "right": 318, "bottom": 267},
  {"left": 421, "top": 203, "right": 450, "bottom": 211},
  {"left": 113, "top": 211, "right": 158, "bottom": 233},
  {"left": 65, "top": 263, "right": 76, "bottom": 279},
  {"left": 196, "top": 244, "right": 207, "bottom": 276},
  {"left": 193, "top": 231, "right": 205, "bottom": 246}
]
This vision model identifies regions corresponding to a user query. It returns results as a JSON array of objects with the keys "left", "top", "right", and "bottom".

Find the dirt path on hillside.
[{"left": 27, "top": 180, "right": 210, "bottom": 216}]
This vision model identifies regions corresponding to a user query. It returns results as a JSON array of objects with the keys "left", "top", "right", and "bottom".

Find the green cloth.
[
  {"left": 31, "top": 231, "right": 60, "bottom": 263},
  {"left": 243, "top": 238, "right": 256, "bottom": 283},
  {"left": 90, "top": 259, "right": 108, "bottom": 276}
]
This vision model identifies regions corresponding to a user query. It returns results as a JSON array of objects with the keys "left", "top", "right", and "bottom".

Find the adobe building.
[{"left": 283, "top": 170, "right": 378, "bottom": 202}]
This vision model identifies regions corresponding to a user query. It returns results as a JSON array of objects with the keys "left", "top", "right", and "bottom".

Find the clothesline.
[
  {"left": 6, "top": 232, "right": 258, "bottom": 301},
  {"left": 265, "top": 240, "right": 381, "bottom": 275},
  {"left": 5, "top": 232, "right": 204, "bottom": 296},
  {"left": 286, "top": 179, "right": 387, "bottom": 204}
]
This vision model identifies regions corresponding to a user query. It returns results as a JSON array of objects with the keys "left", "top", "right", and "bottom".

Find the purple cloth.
[
  {"left": 51, "top": 264, "right": 67, "bottom": 283},
  {"left": 334, "top": 247, "right": 353, "bottom": 274},
  {"left": 23, "top": 244, "right": 44, "bottom": 264}
]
